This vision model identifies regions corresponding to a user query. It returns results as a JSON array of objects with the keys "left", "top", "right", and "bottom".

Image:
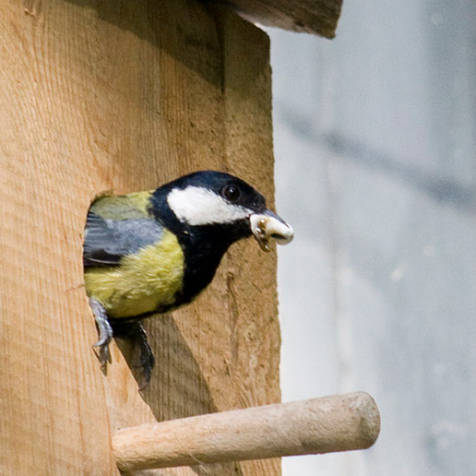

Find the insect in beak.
[{"left": 250, "top": 210, "right": 294, "bottom": 251}]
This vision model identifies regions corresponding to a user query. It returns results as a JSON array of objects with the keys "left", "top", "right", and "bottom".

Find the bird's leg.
[
  {"left": 111, "top": 320, "right": 155, "bottom": 389},
  {"left": 89, "top": 297, "right": 113, "bottom": 366},
  {"left": 133, "top": 322, "right": 155, "bottom": 387}
]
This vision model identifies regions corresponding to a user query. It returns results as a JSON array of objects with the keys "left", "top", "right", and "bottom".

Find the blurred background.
[{"left": 266, "top": 0, "right": 476, "bottom": 475}]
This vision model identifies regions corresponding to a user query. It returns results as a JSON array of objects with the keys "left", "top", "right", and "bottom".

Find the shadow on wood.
[
  {"left": 61, "top": 0, "right": 224, "bottom": 88},
  {"left": 115, "top": 315, "right": 245, "bottom": 476}
]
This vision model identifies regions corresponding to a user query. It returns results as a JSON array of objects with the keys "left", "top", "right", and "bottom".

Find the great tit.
[{"left": 83, "top": 170, "right": 293, "bottom": 384}]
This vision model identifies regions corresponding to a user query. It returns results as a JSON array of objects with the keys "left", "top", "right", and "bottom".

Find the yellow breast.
[{"left": 84, "top": 229, "right": 184, "bottom": 318}]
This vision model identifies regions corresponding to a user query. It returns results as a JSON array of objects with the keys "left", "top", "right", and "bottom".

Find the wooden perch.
[
  {"left": 216, "top": 0, "right": 343, "bottom": 38},
  {"left": 112, "top": 392, "right": 380, "bottom": 471}
]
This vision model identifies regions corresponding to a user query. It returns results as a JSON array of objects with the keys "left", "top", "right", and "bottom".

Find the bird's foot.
[
  {"left": 133, "top": 323, "right": 155, "bottom": 389},
  {"left": 112, "top": 320, "right": 155, "bottom": 389},
  {"left": 89, "top": 297, "right": 113, "bottom": 367}
]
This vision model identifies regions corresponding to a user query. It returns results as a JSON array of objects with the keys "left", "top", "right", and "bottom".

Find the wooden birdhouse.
[{"left": 0, "top": 0, "right": 379, "bottom": 474}]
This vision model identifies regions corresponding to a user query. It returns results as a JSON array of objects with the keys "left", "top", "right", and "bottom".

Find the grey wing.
[{"left": 83, "top": 212, "right": 164, "bottom": 267}]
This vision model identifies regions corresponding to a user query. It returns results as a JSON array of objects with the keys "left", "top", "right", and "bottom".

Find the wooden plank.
[
  {"left": 216, "top": 0, "right": 343, "bottom": 38},
  {"left": 0, "top": 0, "right": 280, "bottom": 474},
  {"left": 218, "top": 10, "right": 281, "bottom": 474}
]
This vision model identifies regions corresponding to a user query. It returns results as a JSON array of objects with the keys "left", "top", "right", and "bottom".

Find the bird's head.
[{"left": 153, "top": 171, "right": 293, "bottom": 251}]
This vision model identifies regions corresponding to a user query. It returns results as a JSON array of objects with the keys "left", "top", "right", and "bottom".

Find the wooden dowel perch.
[{"left": 112, "top": 392, "right": 380, "bottom": 471}]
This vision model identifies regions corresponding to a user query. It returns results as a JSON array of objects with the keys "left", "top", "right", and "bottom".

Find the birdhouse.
[{"left": 0, "top": 0, "right": 378, "bottom": 474}]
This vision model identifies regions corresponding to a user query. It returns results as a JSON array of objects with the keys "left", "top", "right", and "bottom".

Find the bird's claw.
[
  {"left": 111, "top": 320, "right": 156, "bottom": 389},
  {"left": 132, "top": 323, "right": 155, "bottom": 389},
  {"left": 92, "top": 340, "right": 111, "bottom": 366},
  {"left": 89, "top": 297, "right": 113, "bottom": 367}
]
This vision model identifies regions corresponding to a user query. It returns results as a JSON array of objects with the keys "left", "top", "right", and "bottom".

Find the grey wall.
[{"left": 268, "top": 1, "right": 476, "bottom": 475}]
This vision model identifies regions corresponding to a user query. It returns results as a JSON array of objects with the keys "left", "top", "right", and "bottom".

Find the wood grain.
[{"left": 0, "top": 1, "right": 280, "bottom": 474}]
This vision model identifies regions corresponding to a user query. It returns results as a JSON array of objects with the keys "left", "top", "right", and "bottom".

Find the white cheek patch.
[{"left": 167, "top": 186, "right": 251, "bottom": 226}]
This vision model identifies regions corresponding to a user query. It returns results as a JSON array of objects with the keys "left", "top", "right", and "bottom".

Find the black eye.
[{"left": 222, "top": 184, "right": 240, "bottom": 202}]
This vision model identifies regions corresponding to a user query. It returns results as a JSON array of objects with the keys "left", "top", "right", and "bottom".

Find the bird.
[{"left": 83, "top": 170, "right": 293, "bottom": 385}]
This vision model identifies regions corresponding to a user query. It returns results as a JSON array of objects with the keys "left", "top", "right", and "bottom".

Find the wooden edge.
[{"left": 212, "top": 0, "right": 343, "bottom": 38}]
